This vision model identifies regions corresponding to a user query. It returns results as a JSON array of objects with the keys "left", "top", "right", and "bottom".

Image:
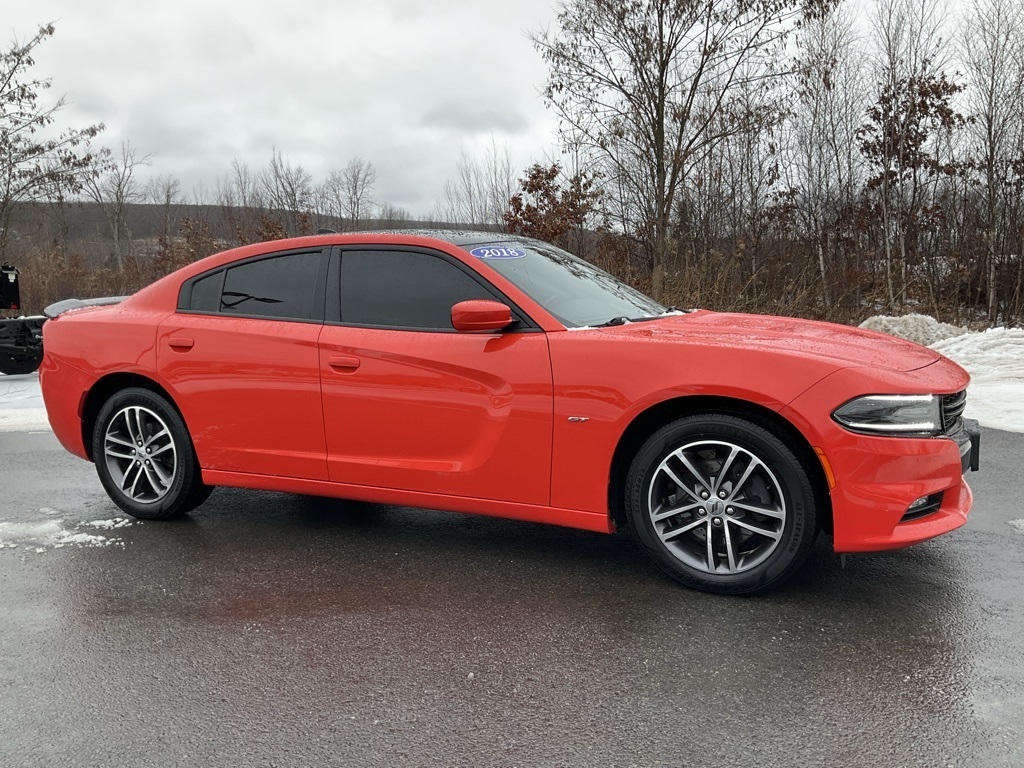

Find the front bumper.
[
  {"left": 810, "top": 418, "right": 979, "bottom": 553},
  {"left": 957, "top": 418, "right": 981, "bottom": 473}
]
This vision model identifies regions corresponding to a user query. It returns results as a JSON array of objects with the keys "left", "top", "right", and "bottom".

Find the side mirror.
[{"left": 451, "top": 300, "right": 514, "bottom": 332}]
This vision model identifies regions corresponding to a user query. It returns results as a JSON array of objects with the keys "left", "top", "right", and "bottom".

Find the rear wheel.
[
  {"left": 625, "top": 413, "right": 818, "bottom": 595},
  {"left": 92, "top": 388, "right": 210, "bottom": 520}
]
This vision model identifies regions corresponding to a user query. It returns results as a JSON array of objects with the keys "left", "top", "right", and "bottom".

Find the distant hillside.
[{"left": 6, "top": 200, "right": 475, "bottom": 254}]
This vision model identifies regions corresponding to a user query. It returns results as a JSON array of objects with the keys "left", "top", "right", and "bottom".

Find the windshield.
[{"left": 464, "top": 241, "right": 666, "bottom": 328}]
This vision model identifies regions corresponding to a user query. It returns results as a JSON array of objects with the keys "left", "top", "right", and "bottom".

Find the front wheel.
[
  {"left": 625, "top": 414, "right": 818, "bottom": 595},
  {"left": 92, "top": 388, "right": 209, "bottom": 520}
]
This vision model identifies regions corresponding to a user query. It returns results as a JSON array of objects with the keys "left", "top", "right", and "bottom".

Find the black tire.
[
  {"left": 92, "top": 387, "right": 209, "bottom": 520},
  {"left": 0, "top": 351, "right": 41, "bottom": 375},
  {"left": 182, "top": 483, "right": 216, "bottom": 513},
  {"left": 625, "top": 413, "right": 818, "bottom": 595}
]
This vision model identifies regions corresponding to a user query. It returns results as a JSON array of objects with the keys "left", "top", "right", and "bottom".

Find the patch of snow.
[
  {"left": 0, "top": 373, "right": 48, "bottom": 432},
  {"left": 0, "top": 514, "right": 134, "bottom": 551},
  {"left": 83, "top": 518, "right": 134, "bottom": 530},
  {"left": 54, "top": 531, "right": 111, "bottom": 546},
  {"left": 0, "top": 407, "right": 50, "bottom": 432},
  {"left": 930, "top": 327, "right": 1024, "bottom": 380},
  {"left": 0, "top": 520, "right": 63, "bottom": 543},
  {"left": 0, "top": 374, "right": 44, "bottom": 406},
  {"left": 1008, "top": 520, "right": 1024, "bottom": 534}
]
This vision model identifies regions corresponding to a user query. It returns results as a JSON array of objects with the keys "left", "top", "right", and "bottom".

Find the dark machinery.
[{"left": 0, "top": 263, "right": 45, "bottom": 375}]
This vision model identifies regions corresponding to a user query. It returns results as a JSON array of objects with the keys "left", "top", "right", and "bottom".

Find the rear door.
[
  {"left": 158, "top": 247, "right": 330, "bottom": 480},
  {"left": 318, "top": 246, "right": 553, "bottom": 505}
]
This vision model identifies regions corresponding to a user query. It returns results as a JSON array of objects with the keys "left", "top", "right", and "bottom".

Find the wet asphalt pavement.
[{"left": 1, "top": 428, "right": 1022, "bottom": 768}]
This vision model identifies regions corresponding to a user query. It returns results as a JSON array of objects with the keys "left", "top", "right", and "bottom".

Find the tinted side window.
[
  {"left": 221, "top": 251, "right": 321, "bottom": 320},
  {"left": 340, "top": 250, "right": 497, "bottom": 330}
]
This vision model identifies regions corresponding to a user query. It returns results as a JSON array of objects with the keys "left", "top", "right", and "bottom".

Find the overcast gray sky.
[{"left": 8, "top": 0, "right": 563, "bottom": 216}]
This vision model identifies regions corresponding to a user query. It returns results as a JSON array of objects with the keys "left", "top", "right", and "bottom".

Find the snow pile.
[
  {"left": 0, "top": 516, "right": 134, "bottom": 551},
  {"left": 931, "top": 327, "right": 1024, "bottom": 433},
  {"left": 859, "top": 313, "right": 967, "bottom": 346},
  {"left": 931, "top": 327, "right": 1024, "bottom": 381},
  {"left": 859, "top": 316, "right": 1024, "bottom": 434}
]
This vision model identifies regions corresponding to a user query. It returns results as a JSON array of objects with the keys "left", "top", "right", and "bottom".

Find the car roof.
[{"left": 351, "top": 229, "right": 548, "bottom": 249}]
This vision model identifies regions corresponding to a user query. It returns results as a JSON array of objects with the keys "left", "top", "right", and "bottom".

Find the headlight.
[{"left": 832, "top": 395, "right": 942, "bottom": 436}]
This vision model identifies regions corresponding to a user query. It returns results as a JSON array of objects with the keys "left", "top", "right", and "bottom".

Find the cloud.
[
  {"left": 421, "top": 100, "right": 530, "bottom": 136},
  {"left": 5, "top": 0, "right": 561, "bottom": 216}
]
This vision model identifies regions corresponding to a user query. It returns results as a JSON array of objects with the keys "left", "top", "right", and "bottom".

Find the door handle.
[
  {"left": 328, "top": 355, "right": 361, "bottom": 371},
  {"left": 168, "top": 337, "right": 194, "bottom": 350}
]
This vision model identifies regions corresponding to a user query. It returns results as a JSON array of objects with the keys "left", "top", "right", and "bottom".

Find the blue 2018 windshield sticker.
[{"left": 470, "top": 246, "right": 526, "bottom": 259}]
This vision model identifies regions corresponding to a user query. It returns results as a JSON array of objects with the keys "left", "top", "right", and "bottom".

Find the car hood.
[{"left": 601, "top": 310, "right": 942, "bottom": 373}]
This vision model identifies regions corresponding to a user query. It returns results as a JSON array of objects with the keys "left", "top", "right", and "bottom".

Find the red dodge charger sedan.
[{"left": 39, "top": 231, "right": 980, "bottom": 593}]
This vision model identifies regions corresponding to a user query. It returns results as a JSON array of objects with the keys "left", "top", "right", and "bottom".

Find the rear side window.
[
  {"left": 339, "top": 250, "right": 497, "bottom": 330},
  {"left": 222, "top": 252, "right": 321, "bottom": 320},
  {"left": 182, "top": 250, "right": 323, "bottom": 321},
  {"left": 189, "top": 272, "right": 223, "bottom": 313}
]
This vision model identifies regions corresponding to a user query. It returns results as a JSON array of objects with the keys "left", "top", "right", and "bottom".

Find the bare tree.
[
  {"left": 144, "top": 174, "right": 182, "bottom": 240},
  {"left": 321, "top": 157, "right": 378, "bottom": 231},
  {"left": 340, "top": 157, "right": 377, "bottom": 229},
  {"left": 0, "top": 23, "right": 104, "bottom": 259},
  {"left": 439, "top": 138, "right": 515, "bottom": 229},
  {"left": 257, "top": 148, "right": 313, "bottom": 235},
  {"left": 377, "top": 202, "right": 412, "bottom": 228},
  {"left": 962, "top": 0, "right": 1024, "bottom": 323},
  {"left": 82, "top": 141, "right": 151, "bottom": 271},
  {"left": 786, "top": 6, "right": 869, "bottom": 307},
  {"left": 533, "top": 0, "right": 835, "bottom": 299},
  {"left": 215, "top": 159, "right": 264, "bottom": 242}
]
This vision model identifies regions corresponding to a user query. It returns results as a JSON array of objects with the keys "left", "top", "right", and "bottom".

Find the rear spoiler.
[{"left": 43, "top": 296, "right": 129, "bottom": 319}]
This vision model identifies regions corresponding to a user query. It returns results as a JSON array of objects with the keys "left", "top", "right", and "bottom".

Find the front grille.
[{"left": 942, "top": 390, "right": 967, "bottom": 434}]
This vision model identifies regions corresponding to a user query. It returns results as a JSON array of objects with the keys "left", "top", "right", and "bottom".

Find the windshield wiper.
[{"left": 597, "top": 314, "right": 666, "bottom": 327}]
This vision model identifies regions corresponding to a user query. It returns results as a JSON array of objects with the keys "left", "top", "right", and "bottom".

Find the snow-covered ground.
[
  {"left": 1, "top": 314, "right": 1021, "bottom": 435},
  {"left": 0, "top": 373, "right": 49, "bottom": 432}
]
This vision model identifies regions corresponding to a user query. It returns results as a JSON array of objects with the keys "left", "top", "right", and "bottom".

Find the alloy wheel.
[
  {"left": 647, "top": 439, "right": 787, "bottom": 575},
  {"left": 103, "top": 405, "right": 178, "bottom": 504}
]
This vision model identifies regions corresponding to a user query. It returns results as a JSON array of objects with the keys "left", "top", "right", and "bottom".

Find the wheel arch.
[
  {"left": 81, "top": 373, "right": 182, "bottom": 462},
  {"left": 608, "top": 395, "right": 832, "bottom": 532}
]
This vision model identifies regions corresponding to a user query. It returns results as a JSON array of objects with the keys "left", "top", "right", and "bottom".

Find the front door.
[{"left": 319, "top": 247, "right": 552, "bottom": 505}]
